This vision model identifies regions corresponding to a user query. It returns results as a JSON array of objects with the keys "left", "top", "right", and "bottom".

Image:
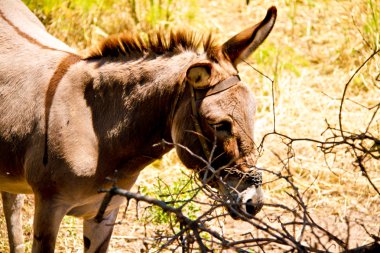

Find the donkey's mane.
[{"left": 84, "top": 30, "right": 219, "bottom": 60}]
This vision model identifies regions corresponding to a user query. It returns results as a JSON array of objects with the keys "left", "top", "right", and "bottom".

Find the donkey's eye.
[{"left": 210, "top": 121, "right": 232, "bottom": 133}]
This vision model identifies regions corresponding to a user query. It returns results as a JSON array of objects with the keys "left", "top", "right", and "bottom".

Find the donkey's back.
[{"left": 0, "top": 0, "right": 74, "bottom": 53}]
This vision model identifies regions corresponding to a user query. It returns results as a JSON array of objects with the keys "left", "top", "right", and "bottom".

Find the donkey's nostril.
[
  {"left": 245, "top": 199, "right": 255, "bottom": 214},
  {"left": 245, "top": 199, "right": 263, "bottom": 215}
]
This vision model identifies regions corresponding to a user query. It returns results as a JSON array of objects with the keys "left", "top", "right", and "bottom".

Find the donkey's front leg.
[
  {"left": 1, "top": 192, "right": 25, "bottom": 253},
  {"left": 83, "top": 208, "right": 119, "bottom": 253},
  {"left": 32, "top": 194, "right": 68, "bottom": 253}
]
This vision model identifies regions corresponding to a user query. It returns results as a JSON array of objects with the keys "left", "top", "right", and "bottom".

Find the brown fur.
[{"left": 85, "top": 30, "right": 219, "bottom": 61}]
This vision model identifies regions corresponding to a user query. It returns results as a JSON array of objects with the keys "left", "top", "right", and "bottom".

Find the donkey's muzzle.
[
  {"left": 241, "top": 184, "right": 264, "bottom": 214},
  {"left": 224, "top": 184, "right": 264, "bottom": 219},
  {"left": 216, "top": 166, "right": 264, "bottom": 219},
  {"left": 236, "top": 185, "right": 264, "bottom": 218},
  {"left": 227, "top": 199, "right": 263, "bottom": 219}
]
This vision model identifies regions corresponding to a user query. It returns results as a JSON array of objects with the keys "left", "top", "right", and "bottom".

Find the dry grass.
[{"left": 1, "top": 0, "right": 380, "bottom": 252}]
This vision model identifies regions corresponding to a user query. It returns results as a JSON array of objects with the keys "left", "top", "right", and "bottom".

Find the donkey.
[{"left": 0, "top": 0, "right": 277, "bottom": 252}]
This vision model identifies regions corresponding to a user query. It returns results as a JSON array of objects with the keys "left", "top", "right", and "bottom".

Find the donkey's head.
[{"left": 171, "top": 7, "right": 277, "bottom": 219}]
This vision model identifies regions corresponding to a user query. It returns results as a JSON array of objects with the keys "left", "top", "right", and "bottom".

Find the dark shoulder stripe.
[{"left": 43, "top": 54, "right": 82, "bottom": 165}]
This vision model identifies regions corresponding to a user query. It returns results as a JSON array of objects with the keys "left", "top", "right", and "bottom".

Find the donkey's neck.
[{"left": 85, "top": 51, "right": 197, "bottom": 167}]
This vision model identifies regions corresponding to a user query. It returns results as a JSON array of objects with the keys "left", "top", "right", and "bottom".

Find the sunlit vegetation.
[{"left": 1, "top": 0, "right": 379, "bottom": 252}]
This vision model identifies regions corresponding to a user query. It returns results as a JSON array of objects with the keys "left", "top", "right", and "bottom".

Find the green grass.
[
  {"left": 140, "top": 171, "right": 201, "bottom": 226},
  {"left": 363, "top": 0, "right": 380, "bottom": 50}
]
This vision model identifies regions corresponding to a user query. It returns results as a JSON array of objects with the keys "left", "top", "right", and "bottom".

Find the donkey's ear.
[
  {"left": 186, "top": 63, "right": 212, "bottom": 89},
  {"left": 222, "top": 6, "right": 277, "bottom": 66}
]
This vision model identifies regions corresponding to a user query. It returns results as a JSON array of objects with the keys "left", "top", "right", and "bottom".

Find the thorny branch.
[{"left": 96, "top": 48, "right": 380, "bottom": 252}]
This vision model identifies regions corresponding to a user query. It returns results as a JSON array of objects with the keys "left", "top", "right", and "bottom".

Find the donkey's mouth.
[
  {"left": 226, "top": 204, "right": 242, "bottom": 219},
  {"left": 217, "top": 161, "right": 264, "bottom": 219},
  {"left": 226, "top": 203, "right": 262, "bottom": 220}
]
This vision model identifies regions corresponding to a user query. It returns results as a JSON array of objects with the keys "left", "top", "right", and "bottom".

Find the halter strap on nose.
[{"left": 195, "top": 75, "right": 241, "bottom": 101}]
